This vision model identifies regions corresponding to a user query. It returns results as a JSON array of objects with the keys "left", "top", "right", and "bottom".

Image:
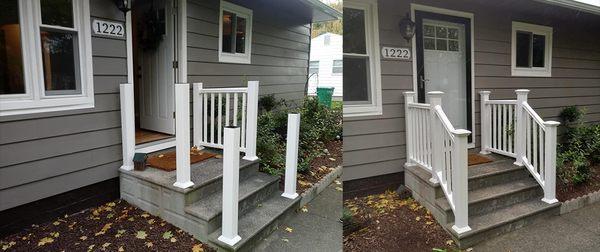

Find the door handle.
[{"left": 419, "top": 76, "right": 429, "bottom": 88}]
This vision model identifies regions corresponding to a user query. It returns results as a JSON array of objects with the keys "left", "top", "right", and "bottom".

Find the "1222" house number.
[
  {"left": 381, "top": 47, "right": 411, "bottom": 60},
  {"left": 92, "top": 19, "right": 125, "bottom": 38}
]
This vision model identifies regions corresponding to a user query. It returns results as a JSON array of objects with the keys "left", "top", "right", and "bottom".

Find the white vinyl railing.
[
  {"left": 193, "top": 81, "right": 259, "bottom": 161},
  {"left": 480, "top": 90, "right": 559, "bottom": 204},
  {"left": 405, "top": 91, "right": 471, "bottom": 234}
]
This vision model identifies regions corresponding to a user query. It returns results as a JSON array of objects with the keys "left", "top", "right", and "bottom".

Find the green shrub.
[
  {"left": 256, "top": 96, "right": 342, "bottom": 175},
  {"left": 557, "top": 149, "right": 590, "bottom": 185}
]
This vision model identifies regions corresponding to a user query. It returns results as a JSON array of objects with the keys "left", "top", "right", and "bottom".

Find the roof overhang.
[
  {"left": 535, "top": 0, "right": 600, "bottom": 15},
  {"left": 299, "top": 0, "right": 342, "bottom": 22}
]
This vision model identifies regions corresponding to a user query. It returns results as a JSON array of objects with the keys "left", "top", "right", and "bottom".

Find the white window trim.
[
  {"left": 511, "top": 21, "right": 553, "bottom": 77},
  {"left": 343, "top": 0, "right": 383, "bottom": 117},
  {"left": 218, "top": 1, "right": 252, "bottom": 64},
  {"left": 0, "top": 0, "right": 94, "bottom": 116}
]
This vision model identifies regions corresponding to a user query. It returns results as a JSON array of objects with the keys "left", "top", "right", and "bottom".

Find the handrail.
[
  {"left": 486, "top": 100, "right": 517, "bottom": 105},
  {"left": 198, "top": 87, "right": 248, "bottom": 93},
  {"left": 523, "top": 102, "right": 546, "bottom": 128}
]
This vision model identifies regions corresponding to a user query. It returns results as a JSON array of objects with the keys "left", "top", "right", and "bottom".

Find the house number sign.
[
  {"left": 381, "top": 47, "right": 411, "bottom": 60},
  {"left": 92, "top": 19, "right": 125, "bottom": 38}
]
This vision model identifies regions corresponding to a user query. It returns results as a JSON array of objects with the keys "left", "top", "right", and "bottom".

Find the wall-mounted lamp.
[
  {"left": 398, "top": 13, "right": 416, "bottom": 42},
  {"left": 114, "top": 0, "right": 131, "bottom": 14}
]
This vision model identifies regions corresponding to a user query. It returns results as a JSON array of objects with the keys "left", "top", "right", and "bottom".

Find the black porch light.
[
  {"left": 114, "top": 0, "right": 131, "bottom": 13},
  {"left": 399, "top": 13, "right": 416, "bottom": 42}
]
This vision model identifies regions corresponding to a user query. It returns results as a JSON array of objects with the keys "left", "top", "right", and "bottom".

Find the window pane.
[
  {"left": 449, "top": 40, "right": 459, "bottom": 51},
  {"left": 343, "top": 8, "right": 366, "bottom": 54},
  {"left": 436, "top": 27, "right": 447, "bottom": 38},
  {"left": 343, "top": 56, "right": 370, "bottom": 102},
  {"left": 41, "top": 30, "right": 80, "bottom": 94},
  {"left": 516, "top": 31, "right": 531, "bottom": 67},
  {"left": 0, "top": 0, "right": 25, "bottom": 95},
  {"left": 332, "top": 60, "right": 343, "bottom": 74},
  {"left": 222, "top": 11, "right": 234, "bottom": 53},
  {"left": 532, "top": 34, "right": 545, "bottom": 67},
  {"left": 41, "top": 0, "right": 73, "bottom": 27},
  {"left": 309, "top": 61, "right": 319, "bottom": 75},
  {"left": 423, "top": 25, "right": 435, "bottom": 37},
  {"left": 436, "top": 39, "right": 447, "bottom": 51},
  {"left": 235, "top": 16, "right": 246, "bottom": 53},
  {"left": 448, "top": 28, "right": 459, "bottom": 39},
  {"left": 424, "top": 38, "right": 435, "bottom": 50}
]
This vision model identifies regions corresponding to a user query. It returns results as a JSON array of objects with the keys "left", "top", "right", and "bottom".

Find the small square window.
[
  {"left": 436, "top": 39, "right": 447, "bottom": 51},
  {"left": 309, "top": 61, "right": 319, "bottom": 75},
  {"left": 219, "top": 1, "right": 252, "bottom": 64},
  {"left": 511, "top": 22, "right": 552, "bottom": 77},
  {"left": 424, "top": 25, "right": 435, "bottom": 37},
  {"left": 448, "top": 28, "right": 459, "bottom": 39},
  {"left": 448, "top": 40, "right": 459, "bottom": 51},
  {"left": 424, "top": 38, "right": 435, "bottom": 50},
  {"left": 436, "top": 26, "right": 447, "bottom": 38},
  {"left": 332, "top": 59, "right": 343, "bottom": 74}
]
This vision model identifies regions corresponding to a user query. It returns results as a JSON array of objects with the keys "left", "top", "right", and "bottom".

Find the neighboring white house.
[{"left": 307, "top": 33, "right": 342, "bottom": 98}]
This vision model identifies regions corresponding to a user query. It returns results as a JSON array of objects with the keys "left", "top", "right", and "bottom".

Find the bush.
[{"left": 256, "top": 96, "right": 342, "bottom": 175}]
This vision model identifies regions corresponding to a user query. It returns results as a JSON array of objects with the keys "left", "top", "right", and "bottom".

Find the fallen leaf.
[
  {"left": 50, "top": 232, "right": 60, "bottom": 238},
  {"left": 158, "top": 154, "right": 165, "bottom": 158},
  {"left": 425, "top": 221, "right": 434, "bottom": 225},
  {"left": 88, "top": 244, "right": 95, "bottom": 252},
  {"left": 141, "top": 213, "right": 150, "bottom": 218},
  {"left": 118, "top": 246, "right": 125, "bottom": 252},
  {"left": 95, "top": 223, "right": 112, "bottom": 236},
  {"left": 102, "top": 242, "right": 111, "bottom": 249},
  {"left": 115, "top": 229, "right": 126, "bottom": 238},
  {"left": 128, "top": 217, "right": 135, "bottom": 221},
  {"left": 466, "top": 248, "right": 473, "bottom": 252},
  {"left": 285, "top": 227, "right": 293, "bottom": 233},
  {"left": 170, "top": 237, "right": 177, "bottom": 243},
  {"left": 446, "top": 240, "right": 454, "bottom": 245},
  {"left": 80, "top": 236, "right": 88, "bottom": 241},
  {"left": 192, "top": 244, "right": 204, "bottom": 252},
  {"left": 2, "top": 241, "right": 16, "bottom": 250},
  {"left": 148, "top": 219, "right": 155, "bottom": 225},
  {"left": 145, "top": 242, "right": 153, "bottom": 248},
  {"left": 162, "top": 231, "right": 173, "bottom": 239},
  {"left": 53, "top": 221, "right": 61, "bottom": 226},
  {"left": 300, "top": 206, "right": 308, "bottom": 213},
  {"left": 415, "top": 216, "right": 421, "bottom": 221},
  {"left": 282, "top": 238, "right": 289, "bottom": 242},
  {"left": 334, "top": 180, "right": 341, "bottom": 185},
  {"left": 135, "top": 231, "right": 147, "bottom": 239},
  {"left": 107, "top": 202, "right": 116, "bottom": 207},
  {"left": 37, "top": 237, "right": 54, "bottom": 246},
  {"left": 328, "top": 157, "right": 336, "bottom": 161},
  {"left": 335, "top": 187, "right": 343, "bottom": 192}
]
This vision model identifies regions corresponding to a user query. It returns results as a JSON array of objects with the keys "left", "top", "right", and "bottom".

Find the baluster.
[
  {"left": 233, "top": 93, "right": 239, "bottom": 126},
  {"left": 225, "top": 93, "right": 230, "bottom": 126},
  {"left": 503, "top": 104, "right": 508, "bottom": 152},
  {"left": 508, "top": 105, "right": 513, "bottom": 153},
  {"left": 492, "top": 104, "right": 497, "bottom": 149},
  {"left": 539, "top": 126, "right": 545, "bottom": 177},
  {"left": 211, "top": 93, "right": 215, "bottom": 144},
  {"left": 526, "top": 116, "right": 531, "bottom": 164},
  {"left": 218, "top": 93, "right": 223, "bottom": 145},
  {"left": 533, "top": 122, "right": 538, "bottom": 171},
  {"left": 241, "top": 93, "right": 246, "bottom": 148},
  {"left": 203, "top": 93, "right": 208, "bottom": 143}
]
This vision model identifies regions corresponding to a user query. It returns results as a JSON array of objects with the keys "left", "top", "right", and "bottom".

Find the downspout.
[{"left": 304, "top": 23, "right": 313, "bottom": 97}]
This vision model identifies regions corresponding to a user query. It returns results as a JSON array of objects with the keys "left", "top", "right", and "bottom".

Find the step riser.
[
  {"left": 205, "top": 181, "right": 281, "bottom": 234},
  {"left": 185, "top": 163, "right": 260, "bottom": 205},
  {"left": 467, "top": 168, "right": 529, "bottom": 191},
  {"left": 456, "top": 205, "right": 560, "bottom": 248},
  {"left": 209, "top": 198, "right": 301, "bottom": 252},
  {"left": 443, "top": 187, "right": 543, "bottom": 223}
]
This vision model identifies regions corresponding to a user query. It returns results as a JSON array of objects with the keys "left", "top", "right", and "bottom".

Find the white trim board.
[
  {"left": 410, "top": 3, "right": 476, "bottom": 148},
  {"left": 135, "top": 138, "right": 177, "bottom": 154}
]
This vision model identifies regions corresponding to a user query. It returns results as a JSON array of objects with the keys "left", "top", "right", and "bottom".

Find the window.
[
  {"left": 219, "top": 1, "right": 252, "bottom": 64},
  {"left": 423, "top": 24, "right": 460, "bottom": 52},
  {"left": 511, "top": 21, "right": 552, "bottom": 77},
  {"left": 343, "top": 0, "right": 382, "bottom": 117},
  {"left": 309, "top": 61, "right": 319, "bottom": 76},
  {"left": 0, "top": 0, "right": 93, "bottom": 116},
  {"left": 332, "top": 60, "right": 342, "bottom": 74}
]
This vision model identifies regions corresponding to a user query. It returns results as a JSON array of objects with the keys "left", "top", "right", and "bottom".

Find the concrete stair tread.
[
  {"left": 467, "top": 159, "right": 521, "bottom": 180},
  {"left": 436, "top": 179, "right": 539, "bottom": 212},
  {"left": 450, "top": 198, "right": 560, "bottom": 238},
  {"left": 185, "top": 172, "right": 279, "bottom": 221},
  {"left": 208, "top": 193, "right": 300, "bottom": 251}
]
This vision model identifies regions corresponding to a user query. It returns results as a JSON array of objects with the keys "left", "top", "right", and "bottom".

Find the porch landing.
[{"left": 119, "top": 150, "right": 300, "bottom": 251}]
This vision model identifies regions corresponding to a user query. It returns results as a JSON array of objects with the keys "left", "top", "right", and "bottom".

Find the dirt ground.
[
  {"left": 557, "top": 164, "right": 600, "bottom": 202},
  {"left": 0, "top": 200, "right": 214, "bottom": 252},
  {"left": 343, "top": 191, "right": 459, "bottom": 252},
  {"left": 280, "top": 140, "right": 342, "bottom": 193}
]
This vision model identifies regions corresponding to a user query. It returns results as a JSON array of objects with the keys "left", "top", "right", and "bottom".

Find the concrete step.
[
  {"left": 185, "top": 172, "right": 280, "bottom": 234},
  {"left": 467, "top": 159, "right": 530, "bottom": 191},
  {"left": 436, "top": 179, "right": 542, "bottom": 222},
  {"left": 208, "top": 192, "right": 300, "bottom": 252},
  {"left": 448, "top": 198, "right": 561, "bottom": 248}
]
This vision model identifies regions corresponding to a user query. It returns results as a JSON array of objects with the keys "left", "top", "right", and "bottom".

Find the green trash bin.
[{"left": 316, "top": 87, "right": 335, "bottom": 108}]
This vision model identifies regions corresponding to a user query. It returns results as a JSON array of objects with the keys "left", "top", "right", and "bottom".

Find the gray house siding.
[
  {"left": 186, "top": 0, "right": 311, "bottom": 102},
  {"left": 343, "top": 0, "right": 600, "bottom": 182},
  {"left": 0, "top": 0, "right": 126, "bottom": 211}
]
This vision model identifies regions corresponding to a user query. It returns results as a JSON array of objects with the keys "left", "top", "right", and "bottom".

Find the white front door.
[
  {"left": 422, "top": 19, "right": 468, "bottom": 130},
  {"left": 139, "top": 0, "right": 176, "bottom": 134}
]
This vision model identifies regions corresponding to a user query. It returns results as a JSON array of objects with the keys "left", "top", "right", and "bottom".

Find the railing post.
[
  {"left": 479, "top": 91, "right": 491, "bottom": 154},
  {"left": 428, "top": 91, "right": 444, "bottom": 184},
  {"left": 452, "top": 129, "right": 472, "bottom": 234},
  {"left": 119, "top": 83, "right": 135, "bottom": 171},
  {"left": 219, "top": 126, "right": 242, "bottom": 246},
  {"left": 282, "top": 113, "right": 300, "bottom": 199},
  {"left": 542, "top": 121, "right": 560, "bottom": 204},
  {"left": 514, "top": 89, "right": 529, "bottom": 166},
  {"left": 173, "top": 83, "right": 194, "bottom": 189},
  {"left": 243, "top": 81, "right": 259, "bottom": 161},
  {"left": 403, "top": 92, "right": 416, "bottom": 166},
  {"left": 193, "top": 83, "right": 204, "bottom": 149}
]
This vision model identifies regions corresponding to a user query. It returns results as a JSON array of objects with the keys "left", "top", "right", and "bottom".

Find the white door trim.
[{"left": 410, "top": 3, "right": 476, "bottom": 148}]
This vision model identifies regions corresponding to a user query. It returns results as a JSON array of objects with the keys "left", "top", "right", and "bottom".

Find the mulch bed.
[
  {"left": 0, "top": 200, "right": 215, "bottom": 252},
  {"left": 146, "top": 147, "right": 217, "bottom": 171},
  {"left": 279, "top": 140, "right": 342, "bottom": 193},
  {"left": 343, "top": 191, "right": 459, "bottom": 252},
  {"left": 557, "top": 164, "right": 600, "bottom": 202}
]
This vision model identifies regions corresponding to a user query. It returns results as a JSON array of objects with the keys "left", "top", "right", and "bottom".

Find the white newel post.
[
  {"left": 403, "top": 92, "right": 415, "bottom": 166},
  {"left": 514, "top": 89, "right": 529, "bottom": 166},
  {"left": 173, "top": 83, "right": 194, "bottom": 189},
  {"left": 542, "top": 121, "right": 560, "bottom": 204},
  {"left": 219, "top": 127, "right": 242, "bottom": 246},
  {"left": 243, "top": 81, "right": 259, "bottom": 161},
  {"left": 119, "top": 83, "right": 135, "bottom": 171},
  {"left": 452, "top": 129, "right": 472, "bottom": 234},
  {"left": 428, "top": 91, "right": 443, "bottom": 184},
  {"left": 479, "top": 91, "right": 491, "bottom": 154},
  {"left": 193, "top": 83, "right": 204, "bottom": 149},
  {"left": 282, "top": 113, "right": 301, "bottom": 199}
]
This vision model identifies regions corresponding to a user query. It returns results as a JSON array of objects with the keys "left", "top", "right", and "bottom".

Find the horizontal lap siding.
[
  {"left": 343, "top": 0, "right": 600, "bottom": 181},
  {"left": 186, "top": 0, "right": 310, "bottom": 103},
  {"left": 0, "top": 0, "right": 125, "bottom": 211}
]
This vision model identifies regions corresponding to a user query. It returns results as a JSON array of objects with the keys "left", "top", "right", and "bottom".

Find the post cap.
[
  {"left": 403, "top": 91, "right": 416, "bottom": 96},
  {"left": 120, "top": 83, "right": 133, "bottom": 86},
  {"left": 479, "top": 91, "right": 491, "bottom": 94},
  {"left": 544, "top": 121, "right": 561, "bottom": 127},
  {"left": 453, "top": 129, "right": 472, "bottom": 136},
  {"left": 175, "top": 82, "right": 189, "bottom": 86},
  {"left": 515, "top": 89, "right": 530, "bottom": 94},
  {"left": 427, "top": 91, "right": 444, "bottom": 95}
]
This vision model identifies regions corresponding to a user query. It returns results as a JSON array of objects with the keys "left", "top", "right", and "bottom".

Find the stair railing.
[
  {"left": 480, "top": 89, "right": 559, "bottom": 204},
  {"left": 404, "top": 91, "right": 472, "bottom": 234},
  {"left": 192, "top": 81, "right": 259, "bottom": 161}
]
